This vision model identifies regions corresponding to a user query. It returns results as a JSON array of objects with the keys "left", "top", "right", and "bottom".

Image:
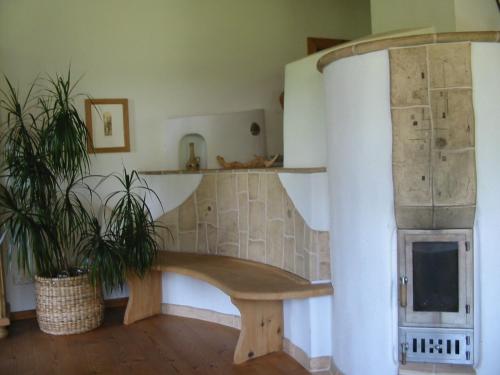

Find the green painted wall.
[
  {"left": 455, "top": 0, "right": 500, "bottom": 31},
  {"left": 370, "top": 0, "right": 456, "bottom": 34},
  {"left": 0, "top": 0, "right": 371, "bottom": 167}
]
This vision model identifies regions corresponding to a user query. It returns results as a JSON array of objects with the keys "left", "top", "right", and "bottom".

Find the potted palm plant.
[{"left": 0, "top": 72, "right": 162, "bottom": 335}]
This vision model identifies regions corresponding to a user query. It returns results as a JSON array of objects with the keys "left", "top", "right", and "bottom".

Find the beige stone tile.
[
  {"left": 238, "top": 192, "right": 249, "bottom": 230},
  {"left": 294, "top": 211, "right": 305, "bottom": 256},
  {"left": 196, "top": 199, "right": 217, "bottom": 226},
  {"left": 158, "top": 208, "right": 179, "bottom": 226},
  {"left": 239, "top": 231, "right": 248, "bottom": 259},
  {"left": 249, "top": 201, "right": 265, "bottom": 240},
  {"left": 237, "top": 173, "right": 248, "bottom": 193},
  {"left": 317, "top": 232, "right": 331, "bottom": 279},
  {"left": 196, "top": 174, "right": 216, "bottom": 202},
  {"left": 304, "top": 226, "right": 311, "bottom": 252},
  {"left": 266, "top": 174, "right": 284, "bottom": 220},
  {"left": 248, "top": 173, "right": 260, "bottom": 201},
  {"left": 392, "top": 107, "right": 432, "bottom": 207},
  {"left": 266, "top": 220, "right": 284, "bottom": 268},
  {"left": 390, "top": 47, "right": 429, "bottom": 107},
  {"left": 218, "top": 210, "right": 239, "bottom": 244},
  {"left": 197, "top": 223, "right": 207, "bottom": 253},
  {"left": 318, "top": 232, "right": 330, "bottom": 261},
  {"left": 207, "top": 224, "right": 217, "bottom": 254},
  {"left": 393, "top": 162, "right": 432, "bottom": 207},
  {"left": 309, "top": 253, "right": 318, "bottom": 281},
  {"left": 217, "top": 243, "right": 239, "bottom": 257},
  {"left": 248, "top": 240, "right": 266, "bottom": 263},
  {"left": 160, "top": 224, "right": 178, "bottom": 251},
  {"left": 295, "top": 254, "right": 306, "bottom": 279},
  {"left": 303, "top": 253, "right": 310, "bottom": 280},
  {"left": 433, "top": 206, "right": 476, "bottom": 229},
  {"left": 248, "top": 173, "right": 265, "bottom": 201},
  {"left": 395, "top": 206, "right": 433, "bottom": 229},
  {"left": 179, "top": 231, "right": 196, "bottom": 251},
  {"left": 432, "top": 149, "right": 476, "bottom": 206},
  {"left": 179, "top": 195, "right": 197, "bottom": 231},
  {"left": 284, "top": 237, "right": 295, "bottom": 273},
  {"left": 284, "top": 195, "right": 295, "bottom": 236},
  {"left": 217, "top": 173, "right": 237, "bottom": 211},
  {"left": 428, "top": 43, "right": 471, "bottom": 88},
  {"left": 319, "top": 260, "right": 331, "bottom": 280},
  {"left": 392, "top": 107, "right": 431, "bottom": 164},
  {"left": 431, "top": 89, "right": 475, "bottom": 150}
]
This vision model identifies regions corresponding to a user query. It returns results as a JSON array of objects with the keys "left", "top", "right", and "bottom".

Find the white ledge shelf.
[{"left": 139, "top": 167, "right": 327, "bottom": 175}]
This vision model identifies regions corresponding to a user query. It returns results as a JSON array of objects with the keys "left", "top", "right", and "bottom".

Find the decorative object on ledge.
[
  {"left": 217, "top": 154, "right": 279, "bottom": 169},
  {"left": 185, "top": 142, "right": 201, "bottom": 171},
  {"left": 179, "top": 133, "right": 207, "bottom": 170},
  {"left": 84, "top": 98, "right": 130, "bottom": 153}
]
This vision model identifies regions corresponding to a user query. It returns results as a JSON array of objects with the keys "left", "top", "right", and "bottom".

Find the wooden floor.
[{"left": 0, "top": 308, "right": 310, "bottom": 375}]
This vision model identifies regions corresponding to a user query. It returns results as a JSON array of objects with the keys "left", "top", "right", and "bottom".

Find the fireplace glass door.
[{"left": 398, "top": 230, "right": 473, "bottom": 328}]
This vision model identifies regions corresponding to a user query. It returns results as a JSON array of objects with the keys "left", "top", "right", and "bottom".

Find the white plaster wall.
[
  {"left": 163, "top": 273, "right": 240, "bottom": 315},
  {"left": 279, "top": 173, "right": 330, "bottom": 231},
  {"left": 324, "top": 50, "right": 398, "bottom": 375},
  {"left": 164, "top": 110, "right": 266, "bottom": 170},
  {"left": 471, "top": 42, "right": 500, "bottom": 375},
  {"left": 283, "top": 53, "right": 329, "bottom": 168}
]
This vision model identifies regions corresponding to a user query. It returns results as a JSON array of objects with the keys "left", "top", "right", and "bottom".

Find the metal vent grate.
[{"left": 399, "top": 327, "right": 473, "bottom": 365}]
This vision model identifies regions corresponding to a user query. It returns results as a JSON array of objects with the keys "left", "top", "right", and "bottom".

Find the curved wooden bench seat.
[
  {"left": 124, "top": 251, "right": 333, "bottom": 364},
  {"left": 154, "top": 251, "right": 333, "bottom": 300}
]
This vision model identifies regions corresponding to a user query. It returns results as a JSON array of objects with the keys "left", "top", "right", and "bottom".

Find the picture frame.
[{"left": 85, "top": 98, "right": 130, "bottom": 153}]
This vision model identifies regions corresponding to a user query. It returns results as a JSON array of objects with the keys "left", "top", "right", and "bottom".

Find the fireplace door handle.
[{"left": 399, "top": 276, "right": 408, "bottom": 307}]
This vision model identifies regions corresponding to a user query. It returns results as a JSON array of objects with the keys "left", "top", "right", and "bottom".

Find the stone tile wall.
[
  {"left": 156, "top": 171, "right": 331, "bottom": 282},
  {"left": 390, "top": 42, "right": 476, "bottom": 229}
]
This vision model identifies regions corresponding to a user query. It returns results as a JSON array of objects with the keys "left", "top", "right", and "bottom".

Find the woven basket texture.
[{"left": 35, "top": 274, "right": 104, "bottom": 335}]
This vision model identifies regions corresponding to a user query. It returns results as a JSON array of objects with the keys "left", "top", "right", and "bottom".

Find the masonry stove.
[{"left": 398, "top": 229, "right": 473, "bottom": 365}]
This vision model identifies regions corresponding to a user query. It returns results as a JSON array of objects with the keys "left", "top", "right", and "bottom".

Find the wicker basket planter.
[{"left": 35, "top": 274, "right": 104, "bottom": 335}]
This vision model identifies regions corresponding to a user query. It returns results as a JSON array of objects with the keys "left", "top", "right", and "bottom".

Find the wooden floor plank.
[{"left": 1, "top": 308, "right": 309, "bottom": 375}]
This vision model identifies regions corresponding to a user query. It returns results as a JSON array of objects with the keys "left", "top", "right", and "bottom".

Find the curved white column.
[
  {"left": 324, "top": 50, "right": 397, "bottom": 375},
  {"left": 472, "top": 42, "right": 500, "bottom": 375}
]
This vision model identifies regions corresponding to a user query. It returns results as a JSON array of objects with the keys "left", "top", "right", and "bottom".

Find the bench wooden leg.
[
  {"left": 231, "top": 298, "right": 283, "bottom": 364},
  {"left": 0, "top": 326, "right": 8, "bottom": 339},
  {"left": 124, "top": 271, "right": 162, "bottom": 325}
]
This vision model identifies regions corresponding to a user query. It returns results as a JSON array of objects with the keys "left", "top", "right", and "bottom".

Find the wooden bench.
[{"left": 124, "top": 251, "right": 333, "bottom": 364}]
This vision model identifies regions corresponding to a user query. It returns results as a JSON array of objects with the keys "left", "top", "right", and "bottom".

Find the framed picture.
[{"left": 85, "top": 98, "right": 130, "bottom": 153}]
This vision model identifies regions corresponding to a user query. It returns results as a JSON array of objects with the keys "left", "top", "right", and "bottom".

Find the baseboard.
[
  {"left": 329, "top": 358, "right": 344, "bottom": 375},
  {"left": 104, "top": 297, "right": 129, "bottom": 308},
  {"left": 160, "top": 302, "right": 332, "bottom": 373},
  {"left": 161, "top": 303, "right": 241, "bottom": 329},
  {"left": 283, "top": 337, "right": 331, "bottom": 373},
  {"left": 10, "top": 309, "right": 36, "bottom": 321},
  {"left": 10, "top": 297, "right": 129, "bottom": 321}
]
